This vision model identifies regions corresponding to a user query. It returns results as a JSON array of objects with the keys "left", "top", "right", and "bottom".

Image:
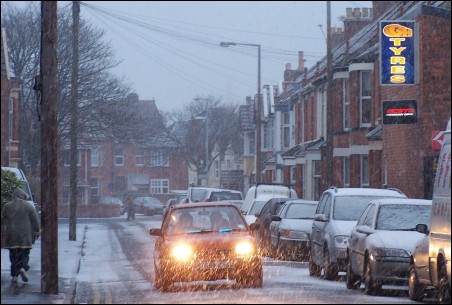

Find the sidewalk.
[{"left": 1, "top": 222, "right": 86, "bottom": 304}]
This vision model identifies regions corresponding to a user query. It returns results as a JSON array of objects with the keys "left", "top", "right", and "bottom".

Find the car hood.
[
  {"left": 164, "top": 231, "right": 255, "bottom": 250},
  {"left": 367, "top": 231, "right": 425, "bottom": 252},
  {"left": 279, "top": 219, "right": 313, "bottom": 232}
]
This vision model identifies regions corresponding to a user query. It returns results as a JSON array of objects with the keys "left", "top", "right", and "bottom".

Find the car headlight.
[
  {"left": 334, "top": 235, "right": 349, "bottom": 248},
  {"left": 171, "top": 244, "right": 193, "bottom": 260},
  {"left": 372, "top": 247, "right": 409, "bottom": 258},
  {"left": 283, "top": 230, "right": 308, "bottom": 239},
  {"left": 235, "top": 241, "right": 254, "bottom": 256}
]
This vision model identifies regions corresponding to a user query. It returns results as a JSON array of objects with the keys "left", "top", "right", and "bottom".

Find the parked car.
[
  {"left": 149, "top": 202, "right": 262, "bottom": 291},
  {"left": 346, "top": 198, "right": 432, "bottom": 295},
  {"left": 100, "top": 196, "right": 125, "bottom": 215},
  {"left": 309, "top": 187, "right": 407, "bottom": 280},
  {"left": 409, "top": 118, "right": 451, "bottom": 303},
  {"left": 242, "top": 184, "right": 297, "bottom": 225},
  {"left": 253, "top": 197, "right": 291, "bottom": 256},
  {"left": 220, "top": 199, "right": 244, "bottom": 211},
  {"left": 133, "top": 196, "right": 163, "bottom": 216},
  {"left": 269, "top": 199, "right": 318, "bottom": 260}
]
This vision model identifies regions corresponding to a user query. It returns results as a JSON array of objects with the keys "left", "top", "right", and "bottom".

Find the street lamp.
[
  {"left": 220, "top": 41, "right": 262, "bottom": 183},
  {"left": 194, "top": 114, "right": 209, "bottom": 175}
]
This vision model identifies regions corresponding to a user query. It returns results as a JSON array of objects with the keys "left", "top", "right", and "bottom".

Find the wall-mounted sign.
[
  {"left": 380, "top": 21, "right": 415, "bottom": 85},
  {"left": 432, "top": 131, "right": 446, "bottom": 150},
  {"left": 382, "top": 100, "right": 418, "bottom": 124}
]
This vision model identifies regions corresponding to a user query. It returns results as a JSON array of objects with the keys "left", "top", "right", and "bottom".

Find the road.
[{"left": 72, "top": 216, "right": 436, "bottom": 304}]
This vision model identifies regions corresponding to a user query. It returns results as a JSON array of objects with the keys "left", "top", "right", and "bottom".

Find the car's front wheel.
[
  {"left": 346, "top": 259, "right": 361, "bottom": 290},
  {"left": 364, "top": 259, "right": 381, "bottom": 295},
  {"left": 408, "top": 266, "right": 425, "bottom": 301}
]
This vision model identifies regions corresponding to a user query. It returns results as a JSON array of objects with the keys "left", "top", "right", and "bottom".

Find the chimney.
[
  {"left": 127, "top": 93, "right": 139, "bottom": 102},
  {"left": 285, "top": 63, "right": 291, "bottom": 71},
  {"left": 297, "top": 51, "right": 305, "bottom": 71},
  {"left": 353, "top": 8, "right": 361, "bottom": 18},
  {"left": 362, "top": 7, "right": 369, "bottom": 18},
  {"left": 346, "top": 8, "right": 353, "bottom": 18}
]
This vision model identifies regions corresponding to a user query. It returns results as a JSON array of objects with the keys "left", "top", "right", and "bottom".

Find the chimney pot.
[
  {"left": 346, "top": 8, "right": 352, "bottom": 18},
  {"left": 353, "top": 8, "right": 361, "bottom": 18}
]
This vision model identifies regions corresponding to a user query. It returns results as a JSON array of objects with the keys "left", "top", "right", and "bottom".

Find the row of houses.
[
  {"left": 240, "top": 1, "right": 451, "bottom": 200},
  {"left": 2, "top": 1, "right": 450, "bottom": 211}
]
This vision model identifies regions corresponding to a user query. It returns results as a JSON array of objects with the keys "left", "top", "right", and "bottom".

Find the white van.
[
  {"left": 241, "top": 184, "right": 297, "bottom": 225},
  {"left": 409, "top": 118, "right": 451, "bottom": 303},
  {"left": 1, "top": 166, "right": 38, "bottom": 211}
]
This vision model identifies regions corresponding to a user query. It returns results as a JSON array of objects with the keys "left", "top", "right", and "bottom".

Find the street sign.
[{"left": 432, "top": 131, "right": 445, "bottom": 149}]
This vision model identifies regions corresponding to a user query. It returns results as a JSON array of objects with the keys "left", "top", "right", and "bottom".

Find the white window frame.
[
  {"left": 150, "top": 151, "right": 169, "bottom": 167},
  {"left": 114, "top": 148, "right": 124, "bottom": 166},
  {"left": 151, "top": 179, "right": 169, "bottom": 194},
  {"left": 283, "top": 112, "right": 290, "bottom": 149},
  {"left": 135, "top": 148, "right": 146, "bottom": 167},
  {"left": 313, "top": 161, "right": 321, "bottom": 201},
  {"left": 360, "top": 71, "right": 371, "bottom": 127},
  {"left": 215, "top": 160, "right": 220, "bottom": 179},
  {"left": 91, "top": 148, "right": 101, "bottom": 167},
  {"left": 91, "top": 178, "right": 100, "bottom": 204}
]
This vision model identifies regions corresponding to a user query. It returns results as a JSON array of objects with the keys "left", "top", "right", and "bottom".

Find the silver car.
[
  {"left": 269, "top": 199, "right": 318, "bottom": 260},
  {"left": 309, "top": 187, "right": 407, "bottom": 280},
  {"left": 346, "top": 198, "right": 431, "bottom": 295}
]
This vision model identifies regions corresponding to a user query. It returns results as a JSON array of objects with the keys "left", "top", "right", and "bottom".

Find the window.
[
  {"left": 360, "top": 155, "right": 369, "bottom": 187},
  {"left": 360, "top": 71, "right": 371, "bottom": 127},
  {"left": 135, "top": 148, "right": 146, "bottom": 166},
  {"left": 151, "top": 151, "right": 169, "bottom": 167},
  {"left": 343, "top": 157, "right": 350, "bottom": 187},
  {"left": 91, "top": 178, "right": 100, "bottom": 204},
  {"left": 64, "top": 150, "right": 81, "bottom": 167},
  {"left": 249, "top": 132, "right": 255, "bottom": 154},
  {"left": 291, "top": 166, "right": 296, "bottom": 184},
  {"left": 114, "top": 148, "right": 124, "bottom": 166},
  {"left": 91, "top": 148, "right": 101, "bottom": 167},
  {"left": 342, "top": 78, "right": 350, "bottom": 130},
  {"left": 151, "top": 179, "right": 169, "bottom": 194},
  {"left": 313, "top": 161, "right": 321, "bottom": 200}
]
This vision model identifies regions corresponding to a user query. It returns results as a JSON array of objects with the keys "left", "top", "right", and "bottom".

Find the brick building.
[
  {"left": 261, "top": 1, "right": 450, "bottom": 200},
  {"left": 1, "top": 27, "right": 20, "bottom": 168}
]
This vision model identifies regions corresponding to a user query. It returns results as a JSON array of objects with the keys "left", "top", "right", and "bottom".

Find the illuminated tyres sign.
[
  {"left": 382, "top": 100, "right": 417, "bottom": 124},
  {"left": 380, "top": 21, "right": 415, "bottom": 85}
]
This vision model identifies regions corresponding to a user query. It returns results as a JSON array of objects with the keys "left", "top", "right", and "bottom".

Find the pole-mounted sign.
[{"left": 380, "top": 21, "right": 415, "bottom": 85}]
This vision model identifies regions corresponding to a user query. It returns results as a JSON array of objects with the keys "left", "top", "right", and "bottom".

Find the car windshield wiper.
[
  {"left": 388, "top": 228, "right": 416, "bottom": 231},
  {"left": 217, "top": 228, "right": 246, "bottom": 233}
]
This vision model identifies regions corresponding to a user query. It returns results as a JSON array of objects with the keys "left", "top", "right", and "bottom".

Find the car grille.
[{"left": 194, "top": 249, "right": 232, "bottom": 260}]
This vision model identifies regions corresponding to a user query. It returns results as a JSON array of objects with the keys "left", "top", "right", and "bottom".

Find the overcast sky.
[{"left": 19, "top": 1, "right": 372, "bottom": 113}]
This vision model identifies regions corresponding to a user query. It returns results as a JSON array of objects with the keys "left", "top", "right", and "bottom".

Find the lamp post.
[
  {"left": 195, "top": 111, "right": 209, "bottom": 186},
  {"left": 220, "top": 41, "right": 262, "bottom": 183}
]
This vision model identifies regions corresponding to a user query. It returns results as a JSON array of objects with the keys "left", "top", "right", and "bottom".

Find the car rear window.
[{"left": 334, "top": 196, "right": 400, "bottom": 221}]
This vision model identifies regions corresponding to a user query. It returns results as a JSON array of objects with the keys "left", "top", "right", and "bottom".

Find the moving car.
[
  {"left": 309, "top": 187, "right": 407, "bottom": 280},
  {"left": 409, "top": 118, "right": 451, "bottom": 303},
  {"left": 269, "top": 199, "right": 318, "bottom": 260},
  {"left": 346, "top": 198, "right": 432, "bottom": 295},
  {"left": 133, "top": 196, "right": 163, "bottom": 216},
  {"left": 149, "top": 202, "right": 263, "bottom": 291}
]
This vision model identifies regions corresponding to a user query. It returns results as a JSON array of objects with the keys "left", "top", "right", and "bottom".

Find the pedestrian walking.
[
  {"left": 1, "top": 187, "right": 41, "bottom": 283},
  {"left": 126, "top": 196, "right": 135, "bottom": 221}
]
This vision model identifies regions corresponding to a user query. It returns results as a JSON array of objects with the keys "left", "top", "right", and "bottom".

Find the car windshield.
[
  {"left": 334, "top": 196, "right": 400, "bottom": 221},
  {"left": 141, "top": 197, "right": 160, "bottom": 205},
  {"left": 376, "top": 204, "right": 431, "bottom": 230},
  {"left": 248, "top": 200, "right": 268, "bottom": 215},
  {"left": 190, "top": 189, "right": 208, "bottom": 202},
  {"left": 166, "top": 206, "right": 247, "bottom": 235},
  {"left": 284, "top": 203, "right": 317, "bottom": 219}
]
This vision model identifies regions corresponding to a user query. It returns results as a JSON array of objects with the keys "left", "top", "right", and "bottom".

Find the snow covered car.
[
  {"left": 346, "top": 198, "right": 432, "bottom": 295},
  {"left": 150, "top": 202, "right": 262, "bottom": 291}
]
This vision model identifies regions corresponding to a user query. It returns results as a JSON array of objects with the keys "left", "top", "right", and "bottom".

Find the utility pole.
[
  {"left": 69, "top": 0, "right": 80, "bottom": 241},
  {"left": 40, "top": 1, "right": 58, "bottom": 294},
  {"left": 326, "top": 1, "right": 334, "bottom": 187}
]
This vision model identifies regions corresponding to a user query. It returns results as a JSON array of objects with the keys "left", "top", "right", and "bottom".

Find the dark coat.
[{"left": 1, "top": 188, "right": 41, "bottom": 249}]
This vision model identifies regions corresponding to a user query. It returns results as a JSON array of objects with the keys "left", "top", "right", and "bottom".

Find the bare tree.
[
  {"left": 1, "top": 2, "right": 159, "bottom": 173},
  {"left": 165, "top": 95, "right": 242, "bottom": 177}
]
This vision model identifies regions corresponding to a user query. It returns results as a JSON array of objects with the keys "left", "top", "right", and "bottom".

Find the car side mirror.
[
  {"left": 355, "top": 225, "right": 374, "bottom": 235},
  {"left": 415, "top": 223, "right": 428, "bottom": 234},
  {"left": 271, "top": 215, "right": 281, "bottom": 222},
  {"left": 149, "top": 228, "right": 162, "bottom": 236},
  {"left": 313, "top": 213, "right": 327, "bottom": 222}
]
